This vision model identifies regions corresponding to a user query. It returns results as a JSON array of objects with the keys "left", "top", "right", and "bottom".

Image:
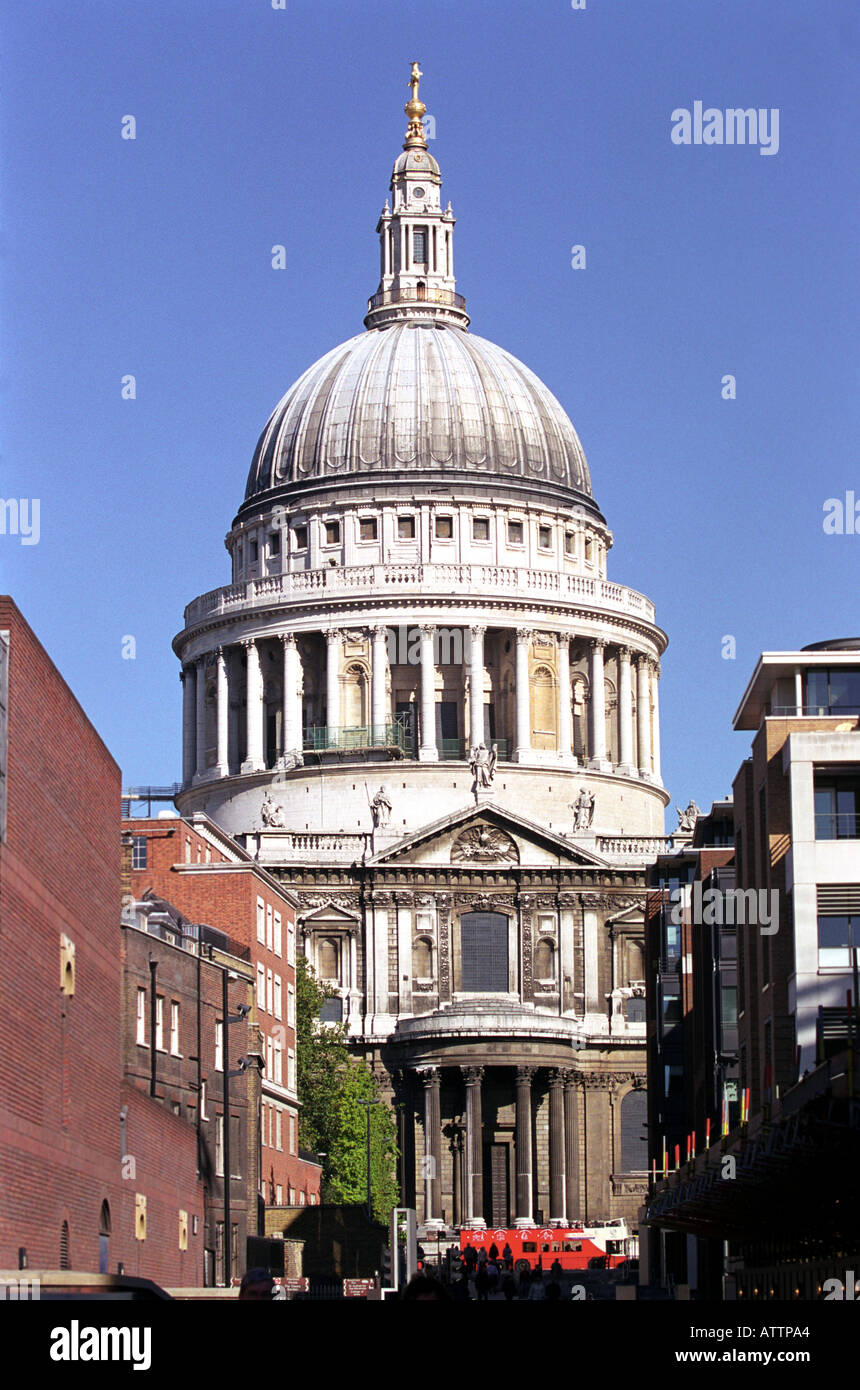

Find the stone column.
[
  {"left": 241, "top": 639, "right": 265, "bottom": 773},
  {"left": 215, "top": 646, "right": 229, "bottom": 777},
  {"left": 563, "top": 1071, "right": 580, "bottom": 1223},
  {"left": 418, "top": 624, "right": 438, "bottom": 761},
  {"left": 650, "top": 660, "right": 662, "bottom": 783},
  {"left": 637, "top": 656, "right": 652, "bottom": 777},
  {"left": 462, "top": 1066, "right": 485, "bottom": 1229},
  {"left": 514, "top": 1065, "right": 535, "bottom": 1227},
  {"left": 468, "top": 624, "right": 486, "bottom": 750},
  {"left": 194, "top": 655, "right": 207, "bottom": 780},
  {"left": 420, "top": 1067, "right": 443, "bottom": 1231},
  {"left": 556, "top": 634, "right": 573, "bottom": 761},
  {"left": 181, "top": 665, "right": 196, "bottom": 787},
  {"left": 588, "top": 639, "right": 610, "bottom": 769},
  {"left": 451, "top": 1128, "right": 462, "bottom": 1228},
  {"left": 325, "top": 629, "right": 341, "bottom": 734},
  {"left": 371, "top": 625, "right": 388, "bottom": 741},
  {"left": 514, "top": 628, "right": 532, "bottom": 762},
  {"left": 548, "top": 1069, "right": 567, "bottom": 1225},
  {"left": 618, "top": 647, "right": 635, "bottom": 775},
  {"left": 282, "top": 634, "right": 301, "bottom": 757}
]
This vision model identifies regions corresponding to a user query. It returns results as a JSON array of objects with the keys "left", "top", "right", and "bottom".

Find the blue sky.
[{"left": 2, "top": 0, "right": 857, "bottom": 826}]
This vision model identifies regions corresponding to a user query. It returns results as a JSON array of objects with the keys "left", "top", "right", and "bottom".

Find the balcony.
[
  {"left": 302, "top": 719, "right": 410, "bottom": 756},
  {"left": 366, "top": 286, "right": 467, "bottom": 314},
  {"left": 184, "top": 563, "right": 657, "bottom": 628},
  {"left": 815, "top": 811, "right": 860, "bottom": 840}
]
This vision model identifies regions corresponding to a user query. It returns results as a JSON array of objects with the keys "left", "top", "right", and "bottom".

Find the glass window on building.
[
  {"left": 818, "top": 913, "right": 860, "bottom": 969},
  {"left": 132, "top": 835, "right": 147, "bottom": 869},
  {"left": 461, "top": 912, "right": 508, "bottom": 992},
  {"left": 814, "top": 776, "right": 860, "bottom": 839}
]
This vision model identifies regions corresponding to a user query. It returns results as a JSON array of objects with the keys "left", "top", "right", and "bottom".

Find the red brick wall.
[
  {"left": 118, "top": 1085, "right": 204, "bottom": 1287},
  {"left": 0, "top": 598, "right": 124, "bottom": 1272}
]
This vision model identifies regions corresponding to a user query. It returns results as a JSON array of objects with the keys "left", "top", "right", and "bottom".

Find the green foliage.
[{"left": 295, "top": 956, "right": 398, "bottom": 1223}]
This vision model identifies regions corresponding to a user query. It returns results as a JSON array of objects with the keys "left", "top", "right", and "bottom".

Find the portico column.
[
  {"left": 181, "top": 665, "right": 196, "bottom": 787},
  {"left": 194, "top": 655, "right": 207, "bottom": 780},
  {"left": 371, "top": 625, "right": 388, "bottom": 740},
  {"left": 650, "top": 660, "right": 662, "bottom": 783},
  {"left": 514, "top": 628, "right": 532, "bottom": 762},
  {"left": 514, "top": 1066, "right": 535, "bottom": 1227},
  {"left": 618, "top": 647, "right": 635, "bottom": 775},
  {"left": 563, "top": 1070, "right": 580, "bottom": 1224},
  {"left": 548, "top": 1069, "right": 567, "bottom": 1225},
  {"left": 215, "top": 646, "right": 229, "bottom": 777},
  {"left": 636, "top": 656, "right": 652, "bottom": 778},
  {"left": 325, "top": 628, "right": 341, "bottom": 733},
  {"left": 418, "top": 624, "right": 438, "bottom": 761},
  {"left": 468, "top": 625, "right": 486, "bottom": 750},
  {"left": 588, "top": 638, "right": 610, "bottom": 769},
  {"left": 282, "top": 634, "right": 301, "bottom": 757},
  {"left": 241, "top": 638, "right": 265, "bottom": 773},
  {"left": 556, "top": 634, "right": 573, "bottom": 761},
  {"left": 420, "top": 1067, "right": 443, "bottom": 1230},
  {"left": 462, "top": 1066, "right": 485, "bottom": 1229}
]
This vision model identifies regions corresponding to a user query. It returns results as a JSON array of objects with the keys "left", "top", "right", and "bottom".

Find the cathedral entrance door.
[{"left": 483, "top": 1142, "right": 510, "bottom": 1228}]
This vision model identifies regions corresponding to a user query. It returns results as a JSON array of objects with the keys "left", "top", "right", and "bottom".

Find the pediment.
[
  {"left": 298, "top": 899, "right": 361, "bottom": 925},
  {"left": 366, "top": 803, "right": 608, "bottom": 869}
]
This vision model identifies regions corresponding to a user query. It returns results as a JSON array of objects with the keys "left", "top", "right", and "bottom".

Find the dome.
[{"left": 244, "top": 322, "right": 594, "bottom": 506}]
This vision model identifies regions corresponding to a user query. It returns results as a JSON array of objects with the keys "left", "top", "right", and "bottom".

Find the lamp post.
[{"left": 357, "top": 1098, "right": 380, "bottom": 1219}]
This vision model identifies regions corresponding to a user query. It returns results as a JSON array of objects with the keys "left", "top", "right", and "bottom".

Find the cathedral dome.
[{"left": 244, "top": 322, "right": 594, "bottom": 505}]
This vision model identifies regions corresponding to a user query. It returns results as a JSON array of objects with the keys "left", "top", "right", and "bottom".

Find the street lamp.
[{"left": 357, "top": 1098, "right": 380, "bottom": 1219}]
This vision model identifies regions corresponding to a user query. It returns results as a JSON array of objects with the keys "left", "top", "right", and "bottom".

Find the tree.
[{"left": 295, "top": 956, "right": 398, "bottom": 1222}]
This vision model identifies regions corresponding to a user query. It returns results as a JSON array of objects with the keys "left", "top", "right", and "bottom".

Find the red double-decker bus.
[{"left": 459, "top": 1219, "right": 634, "bottom": 1272}]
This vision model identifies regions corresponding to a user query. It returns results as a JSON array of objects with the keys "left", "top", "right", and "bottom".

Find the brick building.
[
  {"left": 0, "top": 597, "right": 125, "bottom": 1275},
  {"left": 125, "top": 812, "right": 320, "bottom": 1209}
]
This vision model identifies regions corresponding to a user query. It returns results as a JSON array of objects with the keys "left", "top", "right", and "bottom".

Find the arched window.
[
  {"left": 342, "top": 664, "right": 368, "bottom": 728},
  {"left": 461, "top": 913, "right": 508, "bottom": 992},
  {"left": 531, "top": 665, "right": 556, "bottom": 750},
  {"left": 572, "top": 675, "right": 589, "bottom": 762},
  {"left": 535, "top": 939, "right": 555, "bottom": 982},
  {"left": 620, "top": 1089, "right": 647, "bottom": 1172},
  {"left": 98, "top": 1201, "right": 111, "bottom": 1275},
  {"left": 413, "top": 937, "right": 433, "bottom": 979},
  {"left": 318, "top": 937, "right": 340, "bottom": 982},
  {"left": 60, "top": 1220, "right": 70, "bottom": 1270}
]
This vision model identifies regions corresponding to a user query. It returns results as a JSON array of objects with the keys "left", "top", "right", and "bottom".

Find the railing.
[
  {"left": 597, "top": 836, "right": 672, "bottom": 858},
  {"left": 184, "top": 563, "right": 658, "bottom": 626},
  {"left": 814, "top": 811, "right": 860, "bottom": 840},
  {"left": 771, "top": 703, "right": 860, "bottom": 717},
  {"left": 302, "top": 719, "right": 410, "bottom": 754},
  {"left": 366, "top": 286, "right": 467, "bottom": 313}
]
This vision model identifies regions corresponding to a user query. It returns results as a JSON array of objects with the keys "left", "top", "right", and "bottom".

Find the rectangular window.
[
  {"left": 132, "top": 836, "right": 147, "bottom": 870},
  {"left": 434, "top": 514, "right": 453, "bottom": 539},
  {"left": 249, "top": 538, "right": 259, "bottom": 563},
  {"left": 155, "top": 996, "right": 165, "bottom": 1052},
  {"left": 290, "top": 1114, "right": 296, "bottom": 1155},
  {"left": 565, "top": 531, "right": 576, "bottom": 555},
  {"left": 288, "top": 1048, "right": 296, "bottom": 1092},
  {"left": 814, "top": 776, "right": 860, "bottom": 840},
  {"left": 266, "top": 968, "right": 273, "bottom": 1015},
  {"left": 215, "top": 1116, "right": 224, "bottom": 1177},
  {"left": 257, "top": 963, "right": 266, "bottom": 1011},
  {"left": 215, "top": 1020, "right": 224, "bottom": 1071},
  {"left": 276, "top": 1184, "right": 283, "bottom": 1205},
  {"left": 818, "top": 914, "right": 860, "bottom": 969},
  {"left": 397, "top": 515, "right": 416, "bottom": 540},
  {"left": 170, "top": 1001, "right": 180, "bottom": 1056},
  {"left": 256, "top": 897, "right": 265, "bottom": 944},
  {"left": 274, "top": 1038, "right": 283, "bottom": 1086},
  {"left": 461, "top": 912, "right": 509, "bottom": 993},
  {"left": 275, "top": 1110, "right": 283, "bottom": 1151},
  {"left": 200, "top": 1080, "right": 208, "bottom": 1120},
  {"left": 324, "top": 520, "right": 341, "bottom": 545},
  {"left": 359, "top": 517, "right": 377, "bottom": 541},
  {"left": 413, "top": 228, "right": 427, "bottom": 263},
  {"left": 472, "top": 516, "right": 489, "bottom": 542},
  {"left": 274, "top": 975, "right": 282, "bottom": 1020},
  {"left": 287, "top": 923, "right": 296, "bottom": 966},
  {"left": 538, "top": 524, "right": 552, "bottom": 549},
  {"left": 266, "top": 1035, "right": 274, "bottom": 1077},
  {"left": 293, "top": 524, "right": 308, "bottom": 551},
  {"left": 273, "top": 911, "right": 282, "bottom": 957},
  {"left": 507, "top": 519, "right": 524, "bottom": 545},
  {"left": 266, "top": 904, "right": 273, "bottom": 950},
  {"left": 287, "top": 982, "right": 295, "bottom": 1028},
  {"left": 136, "top": 988, "right": 147, "bottom": 1045},
  {"left": 268, "top": 530, "right": 280, "bottom": 556}
]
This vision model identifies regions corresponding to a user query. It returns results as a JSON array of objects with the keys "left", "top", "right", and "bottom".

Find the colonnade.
[
  {"left": 180, "top": 625, "right": 661, "bottom": 785},
  {"left": 417, "top": 1064, "right": 580, "bottom": 1231}
]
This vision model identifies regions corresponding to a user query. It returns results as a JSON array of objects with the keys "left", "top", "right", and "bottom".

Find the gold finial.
[{"left": 404, "top": 60, "right": 426, "bottom": 146}]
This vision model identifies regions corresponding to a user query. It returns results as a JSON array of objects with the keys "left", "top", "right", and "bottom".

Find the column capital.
[
  {"left": 590, "top": 636, "right": 608, "bottom": 652},
  {"left": 180, "top": 665, "right": 190, "bottom": 684},
  {"left": 514, "top": 1065, "right": 536, "bottom": 1085},
  {"left": 618, "top": 645, "right": 633, "bottom": 661},
  {"left": 417, "top": 1065, "right": 440, "bottom": 1087},
  {"left": 469, "top": 623, "right": 487, "bottom": 640},
  {"left": 325, "top": 627, "right": 342, "bottom": 646},
  {"left": 282, "top": 632, "right": 298, "bottom": 650},
  {"left": 419, "top": 622, "right": 436, "bottom": 638},
  {"left": 461, "top": 1065, "right": 484, "bottom": 1085},
  {"left": 556, "top": 631, "right": 571, "bottom": 651},
  {"left": 240, "top": 637, "right": 257, "bottom": 652},
  {"left": 547, "top": 1067, "right": 565, "bottom": 1089},
  {"left": 650, "top": 658, "right": 661, "bottom": 679},
  {"left": 215, "top": 644, "right": 227, "bottom": 662},
  {"left": 515, "top": 627, "right": 532, "bottom": 644},
  {"left": 370, "top": 624, "right": 388, "bottom": 642}
]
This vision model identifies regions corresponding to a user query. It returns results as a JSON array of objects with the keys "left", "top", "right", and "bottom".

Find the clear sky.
[{"left": 2, "top": 0, "right": 857, "bottom": 827}]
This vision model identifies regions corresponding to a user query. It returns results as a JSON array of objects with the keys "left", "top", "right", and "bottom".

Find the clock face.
[{"left": 413, "top": 186, "right": 426, "bottom": 199}]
